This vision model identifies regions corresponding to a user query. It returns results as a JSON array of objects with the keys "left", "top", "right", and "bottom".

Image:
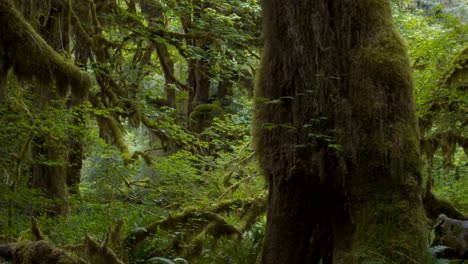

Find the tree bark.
[
  {"left": 182, "top": 0, "right": 212, "bottom": 114},
  {"left": 0, "top": 39, "right": 7, "bottom": 104},
  {"left": 31, "top": 0, "right": 73, "bottom": 216},
  {"left": 155, "top": 43, "right": 177, "bottom": 108},
  {"left": 255, "top": 0, "right": 427, "bottom": 263},
  {"left": 31, "top": 130, "right": 69, "bottom": 216},
  {"left": 66, "top": 105, "right": 86, "bottom": 196}
]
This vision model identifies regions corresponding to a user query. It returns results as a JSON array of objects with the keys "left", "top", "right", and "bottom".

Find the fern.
[{"left": 423, "top": 246, "right": 449, "bottom": 264}]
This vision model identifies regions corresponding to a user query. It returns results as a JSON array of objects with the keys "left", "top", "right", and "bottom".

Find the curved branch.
[{"left": 0, "top": 0, "right": 90, "bottom": 102}]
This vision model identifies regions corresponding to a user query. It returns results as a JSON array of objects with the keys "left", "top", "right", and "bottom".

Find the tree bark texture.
[{"left": 254, "top": 0, "right": 427, "bottom": 263}]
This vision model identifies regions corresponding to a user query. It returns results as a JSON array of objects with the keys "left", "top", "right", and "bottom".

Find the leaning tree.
[{"left": 254, "top": 0, "right": 427, "bottom": 263}]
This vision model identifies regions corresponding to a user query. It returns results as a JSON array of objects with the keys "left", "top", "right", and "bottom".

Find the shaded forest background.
[{"left": 0, "top": 0, "right": 467, "bottom": 263}]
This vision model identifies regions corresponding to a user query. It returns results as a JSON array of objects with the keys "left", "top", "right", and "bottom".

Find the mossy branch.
[
  {"left": 91, "top": 96, "right": 134, "bottom": 164},
  {"left": 439, "top": 46, "right": 468, "bottom": 88},
  {"left": 125, "top": 196, "right": 266, "bottom": 250},
  {"left": 0, "top": 0, "right": 90, "bottom": 102},
  {"left": 154, "top": 42, "right": 192, "bottom": 92}
]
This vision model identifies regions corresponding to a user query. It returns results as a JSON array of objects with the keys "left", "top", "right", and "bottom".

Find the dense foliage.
[{"left": 0, "top": 0, "right": 466, "bottom": 263}]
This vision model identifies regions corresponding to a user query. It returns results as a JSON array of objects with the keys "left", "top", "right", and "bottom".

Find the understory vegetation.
[{"left": 0, "top": 0, "right": 467, "bottom": 263}]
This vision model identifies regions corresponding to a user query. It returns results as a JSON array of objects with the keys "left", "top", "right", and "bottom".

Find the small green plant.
[{"left": 423, "top": 246, "right": 449, "bottom": 264}]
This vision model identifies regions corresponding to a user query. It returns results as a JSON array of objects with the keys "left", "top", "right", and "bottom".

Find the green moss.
[
  {"left": 256, "top": 0, "right": 427, "bottom": 262},
  {"left": 346, "top": 200, "right": 427, "bottom": 264},
  {"left": 189, "top": 103, "right": 225, "bottom": 133},
  {"left": 440, "top": 46, "right": 468, "bottom": 88},
  {"left": 349, "top": 28, "right": 413, "bottom": 122},
  {"left": 0, "top": 0, "right": 90, "bottom": 103},
  {"left": 125, "top": 196, "right": 265, "bottom": 252},
  {"left": 85, "top": 235, "right": 124, "bottom": 264},
  {"left": 13, "top": 240, "right": 86, "bottom": 264}
]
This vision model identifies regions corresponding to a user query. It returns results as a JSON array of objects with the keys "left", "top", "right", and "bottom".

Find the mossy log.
[
  {"left": 0, "top": 240, "right": 88, "bottom": 264},
  {"left": 0, "top": 236, "right": 127, "bottom": 264},
  {"left": 0, "top": 218, "right": 126, "bottom": 264},
  {"left": 0, "top": 0, "right": 90, "bottom": 103},
  {"left": 125, "top": 209, "right": 240, "bottom": 248},
  {"left": 125, "top": 196, "right": 266, "bottom": 250}
]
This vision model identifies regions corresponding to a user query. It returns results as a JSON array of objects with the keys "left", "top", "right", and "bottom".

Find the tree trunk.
[
  {"left": 187, "top": 54, "right": 211, "bottom": 115},
  {"left": 155, "top": 43, "right": 176, "bottom": 108},
  {"left": 66, "top": 105, "right": 86, "bottom": 196},
  {"left": 29, "top": 0, "right": 73, "bottom": 216},
  {"left": 182, "top": 0, "right": 212, "bottom": 114},
  {"left": 140, "top": 0, "right": 177, "bottom": 108},
  {"left": 255, "top": 0, "right": 427, "bottom": 263},
  {"left": 0, "top": 39, "right": 7, "bottom": 104},
  {"left": 31, "top": 133, "right": 69, "bottom": 216}
]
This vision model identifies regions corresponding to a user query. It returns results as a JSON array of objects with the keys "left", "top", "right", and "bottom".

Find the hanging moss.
[
  {"left": 440, "top": 46, "right": 468, "bottom": 89},
  {"left": 0, "top": 0, "right": 90, "bottom": 103}
]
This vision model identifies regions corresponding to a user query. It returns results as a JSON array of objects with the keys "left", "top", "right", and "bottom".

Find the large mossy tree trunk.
[
  {"left": 30, "top": 0, "right": 73, "bottom": 216},
  {"left": 182, "top": 0, "right": 212, "bottom": 115},
  {"left": 254, "top": 0, "right": 427, "bottom": 263},
  {"left": 1, "top": 0, "right": 90, "bottom": 215}
]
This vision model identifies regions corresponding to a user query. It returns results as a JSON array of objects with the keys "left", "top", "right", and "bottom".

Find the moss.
[
  {"left": 189, "top": 103, "right": 224, "bottom": 133},
  {"left": 12, "top": 240, "right": 87, "bottom": 264},
  {"left": 107, "top": 115, "right": 132, "bottom": 162},
  {"left": 256, "top": 0, "right": 427, "bottom": 262},
  {"left": 125, "top": 196, "right": 265, "bottom": 252},
  {"left": 85, "top": 235, "right": 124, "bottom": 264},
  {"left": 440, "top": 46, "right": 468, "bottom": 89},
  {"left": 424, "top": 191, "right": 466, "bottom": 220},
  {"left": 348, "top": 28, "right": 413, "bottom": 123},
  {"left": 345, "top": 201, "right": 427, "bottom": 263},
  {"left": 0, "top": 0, "right": 90, "bottom": 103}
]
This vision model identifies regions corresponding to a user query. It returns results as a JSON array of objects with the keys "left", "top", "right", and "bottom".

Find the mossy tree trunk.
[
  {"left": 155, "top": 43, "right": 177, "bottom": 108},
  {"left": 140, "top": 0, "right": 177, "bottom": 108},
  {"left": 182, "top": 0, "right": 212, "bottom": 114},
  {"left": 0, "top": 40, "right": 6, "bottom": 104},
  {"left": 30, "top": 0, "right": 73, "bottom": 216},
  {"left": 186, "top": 53, "right": 211, "bottom": 115},
  {"left": 66, "top": 104, "right": 86, "bottom": 196},
  {"left": 254, "top": 0, "right": 427, "bottom": 263},
  {"left": 1, "top": 0, "right": 90, "bottom": 215}
]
